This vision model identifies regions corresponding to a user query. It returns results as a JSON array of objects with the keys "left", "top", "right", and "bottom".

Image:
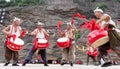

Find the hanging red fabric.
[
  {"left": 57, "top": 21, "right": 63, "bottom": 31},
  {"left": 33, "top": 38, "right": 38, "bottom": 50}
]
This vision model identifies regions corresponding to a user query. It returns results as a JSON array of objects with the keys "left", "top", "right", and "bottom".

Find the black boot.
[
  {"left": 44, "top": 63, "right": 49, "bottom": 66},
  {"left": 22, "top": 62, "right": 27, "bottom": 66},
  {"left": 69, "top": 61, "right": 73, "bottom": 66},
  {"left": 101, "top": 62, "right": 112, "bottom": 67},
  {"left": 22, "top": 60, "right": 29, "bottom": 66},
  {"left": 61, "top": 61, "right": 66, "bottom": 66},
  {"left": 12, "top": 64, "right": 19, "bottom": 66},
  {"left": 4, "top": 62, "right": 10, "bottom": 66}
]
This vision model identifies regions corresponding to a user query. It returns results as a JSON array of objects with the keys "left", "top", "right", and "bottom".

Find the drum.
[
  {"left": 88, "top": 30, "right": 109, "bottom": 49},
  {"left": 7, "top": 37, "right": 24, "bottom": 51},
  {"left": 87, "top": 46, "right": 98, "bottom": 57},
  {"left": 37, "top": 39, "right": 49, "bottom": 49},
  {"left": 57, "top": 37, "right": 70, "bottom": 48}
]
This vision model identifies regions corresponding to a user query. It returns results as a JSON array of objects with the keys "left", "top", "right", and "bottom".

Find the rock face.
[{"left": 0, "top": 0, "right": 120, "bottom": 64}]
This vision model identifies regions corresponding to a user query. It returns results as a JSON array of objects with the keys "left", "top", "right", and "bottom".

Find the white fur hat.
[
  {"left": 13, "top": 17, "right": 21, "bottom": 22},
  {"left": 94, "top": 7, "right": 104, "bottom": 13},
  {"left": 38, "top": 21, "right": 44, "bottom": 25}
]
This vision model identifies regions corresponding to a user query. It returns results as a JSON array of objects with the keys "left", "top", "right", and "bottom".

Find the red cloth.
[
  {"left": 81, "top": 19, "right": 100, "bottom": 32},
  {"left": 71, "top": 13, "right": 86, "bottom": 24},
  {"left": 33, "top": 38, "right": 38, "bottom": 51},
  {"left": 57, "top": 21, "right": 63, "bottom": 30},
  {"left": 71, "top": 13, "right": 81, "bottom": 24},
  {"left": 20, "top": 30, "right": 28, "bottom": 38}
]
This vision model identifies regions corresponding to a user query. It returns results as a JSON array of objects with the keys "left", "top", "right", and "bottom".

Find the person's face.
[
  {"left": 95, "top": 11, "right": 101, "bottom": 18},
  {"left": 38, "top": 25, "right": 43, "bottom": 29},
  {"left": 14, "top": 20, "right": 20, "bottom": 26},
  {"left": 67, "top": 24, "right": 71, "bottom": 30}
]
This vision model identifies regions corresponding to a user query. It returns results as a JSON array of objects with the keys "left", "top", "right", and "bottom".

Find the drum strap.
[
  {"left": 10, "top": 25, "right": 21, "bottom": 36},
  {"left": 5, "top": 25, "right": 20, "bottom": 45}
]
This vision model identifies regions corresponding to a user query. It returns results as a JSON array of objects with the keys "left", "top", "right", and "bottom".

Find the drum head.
[
  {"left": 91, "top": 36, "right": 109, "bottom": 49},
  {"left": 38, "top": 39, "right": 47, "bottom": 43},
  {"left": 12, "top": 38, "right": 24, "bottom": 45},
  {"left": 57, "top": 37, "right": 69, "bottom": 42}
]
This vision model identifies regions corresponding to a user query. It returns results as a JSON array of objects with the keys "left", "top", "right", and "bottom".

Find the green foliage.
[
  {"left": 90, "top": 0, "right": 96, "bottom": 2},
  {"left": 17, "top": 0, "right": 47, "bottom": 6},
  {"left": 0, "top": 0, "right": 47, "bottom": 7},
  {"left": 73, "top": 0, "right": 84, "bottom": 5},
  {"left": 115, "top": 0, "right": 120, "bottom": 2},
  {"left": 96, "top": 3, "right": 108, "bottom": 11},
  {"left": 75, "top": 30, "right": 80, "bottom": 40}
]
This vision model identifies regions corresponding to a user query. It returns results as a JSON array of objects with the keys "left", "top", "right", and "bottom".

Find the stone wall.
[{"left": 0, "top": 0, "right": 120, "bottom": 64}]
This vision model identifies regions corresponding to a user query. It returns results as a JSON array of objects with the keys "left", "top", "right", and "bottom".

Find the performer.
[
  {"left": 58, "top": 22, "right": 76, "bottom": 66},
  {"left": 94, "top": 7, "right": 120, "bottom": 67},
  {"left": 22, "top": 22, "right": 49, "bottom": 66},
  {"left": 2, "top": 17, "right": 22, "bottom": 66}
]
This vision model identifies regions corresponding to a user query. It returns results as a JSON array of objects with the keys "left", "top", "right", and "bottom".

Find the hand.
[{"left": 7, "top": 32, "right": 12, "bottom": 36}]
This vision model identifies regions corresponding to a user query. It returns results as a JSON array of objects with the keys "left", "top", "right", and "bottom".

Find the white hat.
[
  {"left": 94, "top": 7, "right": 104, "bottom": 13},
  {"left": 38, "top": 22, "right": 44, "bottom": 25},
  {"left": 13, "top": 17, "right": 21, "bottom": 22}
]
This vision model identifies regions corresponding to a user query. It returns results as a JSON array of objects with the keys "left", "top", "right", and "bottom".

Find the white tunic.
[
  {"left": 65, "top": 29, "right": 75, "bottom": 39},
  {"left": 9, "top": 25, "right": 21, "bottom": 37},
  {"left": 35, "top": 29, "right": 45, "bottom": 39},
  {"left": 100, "top": 14, "right": 116, "bottom": 29}
]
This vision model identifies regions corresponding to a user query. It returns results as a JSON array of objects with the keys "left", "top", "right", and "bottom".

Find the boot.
[
  {"left": 44, "top": 63, "right": 49, "bottom": 66},
  {"left": 101, "top": 62, "right": 112, "bottom": 67},
  {"left": 22, "top": 60, "right": 29, "bottom": 66},
  {"left": 101, "top": 55, "right": 112, "bottom": 67},
  {"left": 22, "top": 62, "right": 27, "bottom": 66},
  {"left": 12, "top": 64, "right": 19, "bottom": 66},
  {"left": 4, "top": 62, "right": 10, "bottom": 66},
  {"left": 69, "top": 61, "right": 73, "bottom": 66},
  {"left": 61, "top": 61, "right": 66, "bottom": 66}
]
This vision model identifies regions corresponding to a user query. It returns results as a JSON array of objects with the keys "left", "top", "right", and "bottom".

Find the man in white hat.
[
  {"left": 2, "top": 17, "right": 22, "bottom": 66},
  {"left": 22, "top": 22, "right": 49, "bottom": 66},
  {"left": 94, "top": 7, "right": 115, "bottom": 28},
  {"left": 94, "top": 7, "right": 118, "bottom": 67},
  {"left": 58, "top": 22, "right": 77, "bottom": 66}
]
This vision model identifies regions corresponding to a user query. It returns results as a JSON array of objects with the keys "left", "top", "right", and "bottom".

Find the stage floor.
[{"left": 0, "top": 64, "right": 119, "bottom": 69}]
